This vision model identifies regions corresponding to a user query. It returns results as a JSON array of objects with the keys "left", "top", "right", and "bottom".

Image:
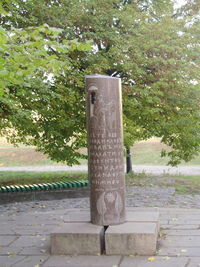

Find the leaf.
[
  {"left": 162, "top": 256, "right": 171, "bottom": 260},
  {"left": 180, "top": 249, "right": 187, "bottom": 253},
  {"left": 148, "top": 257, "right": 156, "bottom": 261},
  {"left": 7, "top": 251, "right": 16, "bottom": 257}
]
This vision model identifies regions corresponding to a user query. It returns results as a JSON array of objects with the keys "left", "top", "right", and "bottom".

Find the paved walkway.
[
  {"left": 1, "top": 164, "right": 200, "bottom": 175},
  {"left": 1, "top": 185, "right": 200, "bottom": 267},
  {"left": 1, "top": 204, "right": 200, "bottom": 267}
]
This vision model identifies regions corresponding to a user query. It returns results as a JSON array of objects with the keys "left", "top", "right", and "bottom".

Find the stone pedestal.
[
  {"left": 51, "top": 211, "right": 160, "bottom": 256},
  {"left": 51, "top": 75, "right": 159, "bottom": 256},
  {"left": 105, "top": 222, "right": 157, "bottom": 255},
  {"left": 51, "top": 223, "right": 104, "bottom": 255}
]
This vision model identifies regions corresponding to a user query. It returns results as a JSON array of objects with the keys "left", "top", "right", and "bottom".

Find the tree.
[
  {"left": 0, "top": 24, "right": 91, "bottom": 164},
  {"left": 1, "top": 0, "right": 200, "bottom": 166}
]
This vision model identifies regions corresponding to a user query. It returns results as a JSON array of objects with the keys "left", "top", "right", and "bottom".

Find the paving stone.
[
  {"left": 169, "top": 220, "right": 200, "bottom": 225},
  {"left": 0, "top": 255, "right": 26, "bottom": 267},
  {"left": 127, "top": 211, "right": 160, "bottom": 233},
  {"left": 105, "top": 222, "right": 158, "bottom": 255},
  {"left": 172, "top": 215, "right": 200, "bottom": 220},
  {"left": 126, "top": 207, "right": 159, "bottom": 212},
  {"left": 127, "top": 211, "right": 159, "bottom": 221},
  {"left": 63, "top": 211, "right": 90, "bottom": 222},
  {"left": 157, "top": 247, "right": 200, "bottom": 257},
  {"left": 43, "top": 255, "right": 121, "bottom": 267},
  {"left": 11, "top": 235, "right": 49, "bottom": 248},
  {"left": 0, "top": 236, "right": 18, "bottom": 246},
  {"left": 19, "top": 246, "right": 49, "bottom": 256},
  {"left": 161, "top": 224, "right": 200, "bottom": 230},
  {"left": 163, "top": 230, "right": 200, "bottom": 236},
  {"left": 159, "top": 208, "right": 200, "bottom": 214},
  {"left": 12, "top": 216, "right": 60, "bottom": 226},
  {"left": 12, "top": 228, "right": 45, "bottom": 235},
  {"left": 13, "top": 255, "right": 49, "bottom": 266},
  {"left": 0, "top": 246, "right": 22, "bottom": 256},
  {"left": 0, "top": 226, "right": 16, "bottom": 235},
  {"left": 51, "top": 223, "right": 104, "bottom": 255},
  {"left": 12, "top": 225, "right": 55, "bottom": 235},
  {"left": 159, "top": 220, "right": 169, "bottom": 225},
  {"left": 188, "top": 257, "right": 200, "bottom": 267},
  {"left": 160, "top": 235, "right": 200, "bottom": 247},
  {"left": 120, "top": 256, "right": 188, "bottom": 267}
]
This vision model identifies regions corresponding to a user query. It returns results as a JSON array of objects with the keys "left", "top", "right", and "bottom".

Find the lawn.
[
  {"left": 1, "top": 170, "right": 200, "bottom": 195},
  {"left": 0, "top": 137, "right": 200, "bottom": 166},
  {"left": 0, "top": 171, "right": 87, "bottom": 187},
  {"left": 126, "top": 172, "right": 200, "bottom": 195},
  {"left": 1, "top": 137, "right": 200, "bottom": 194}
]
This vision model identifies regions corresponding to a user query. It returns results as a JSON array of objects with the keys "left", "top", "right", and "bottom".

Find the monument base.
[
  {"left": 51, "top": 222, "right": 104, "bottom": 255},
  {"left": 50, "top": 211, "right": 160, "bottom": 256},
  {"left": 105, "top": 222, "right": 157, "bottom": 255}
]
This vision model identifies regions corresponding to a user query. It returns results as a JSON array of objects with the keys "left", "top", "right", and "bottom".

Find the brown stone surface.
[{"left": 86, "top": 75, "right": 126, "bottom": 226}]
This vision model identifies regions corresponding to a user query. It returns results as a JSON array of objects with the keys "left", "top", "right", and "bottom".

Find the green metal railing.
[{"left": 0, "top": 180, "right": 89, "bottom": 193}]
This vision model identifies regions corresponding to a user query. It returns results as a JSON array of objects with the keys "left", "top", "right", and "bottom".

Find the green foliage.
[
  {"left": 0, "top": 0, "right": 200, "bottom": 165},
  {"left": 0, "top": 24, "right": 91, "bottom": 165}
]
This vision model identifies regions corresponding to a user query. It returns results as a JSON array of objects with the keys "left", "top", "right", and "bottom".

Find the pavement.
[
  {"left": 1, "top": 164, "right": 200, "bottom": 266},
  {"left": 1, "top": 164, "right": 200, "bottom": 176},
  {"left": 1, "top": 189, "right": 200, "bottom": 267},
  {"left": 1, "top": 206, "right": 200, "bottom": 267}
]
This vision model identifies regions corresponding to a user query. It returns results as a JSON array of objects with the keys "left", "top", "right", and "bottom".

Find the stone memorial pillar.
[{"left": 86, "top": 75, "right": 126, "bottom": 226}]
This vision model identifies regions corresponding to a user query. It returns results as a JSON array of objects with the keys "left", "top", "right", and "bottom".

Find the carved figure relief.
[
  {"left": 90, "top": 93, "right": 118, "bottom": 131},
  {"left": 96, "top": 191, "right": 123, "bottom": 223}
]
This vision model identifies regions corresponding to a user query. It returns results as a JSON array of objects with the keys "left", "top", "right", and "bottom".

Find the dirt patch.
[
  {"left": 0, "top": 147, "right": 52, "bottom": 166},
  {"left": 133, "top": 139, "right": 170, "bottom": 152}
]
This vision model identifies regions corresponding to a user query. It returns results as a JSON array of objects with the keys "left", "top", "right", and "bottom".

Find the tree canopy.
[{"left": 0, "top": 0, "right": 200, "bottom": 165}]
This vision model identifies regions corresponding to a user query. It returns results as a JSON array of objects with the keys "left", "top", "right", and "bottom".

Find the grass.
[
  {"left": 0, "top": 171, "right": 88, "bottom": 187},
  {"left": 131, "top": 140, "right": 171, "bottom": 165},
  {"left": 1, "top": 170, "right": 200, "bottom": 195},
  {"left": 126, "top": 172, "right": 200, "bottom": 195},
  {"left": 131, "top": 139, "right": 200, "bottom": 166},
  {"left": 1, "top": 137, "right": 200, "bottom": 195},
  {"left": 173, "top": 175, "right": 200, "bottom": 194},
  {"left": 1, "top": 137, "right": 200, "bottom": 166}
]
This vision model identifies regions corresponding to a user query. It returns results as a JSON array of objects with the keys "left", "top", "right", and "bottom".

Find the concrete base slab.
[
  {"left": 127, "top": 211, "right": 160, "bottom": 234},
  {"left": 105, "top": 222, "right": 158, "bottom": 255},
  {"left": 51, "top": 211, "right": 160, "bottom": 256},
  {"left": 51, "top": 223, "right": 104, "bottom": 255}
]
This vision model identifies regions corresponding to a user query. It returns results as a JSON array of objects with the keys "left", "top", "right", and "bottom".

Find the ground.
[
  {"left": 1, "top": 195, "right": 200, "bottom": 267},
  {"left": 1, "top": 137, "right": 200, "bottom": 266}
]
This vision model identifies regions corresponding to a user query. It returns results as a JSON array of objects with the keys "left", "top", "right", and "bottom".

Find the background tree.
[
  {"left": 0, "top": 24, "right": 91, "bottom": 164},
  {"left": 1, "top": 0, "right": 200, "bottom": 166}
]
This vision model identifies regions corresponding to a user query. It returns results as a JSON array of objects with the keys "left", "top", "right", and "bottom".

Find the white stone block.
[
  {"left": 51, "top": 223, "right": 104, "bottom": 255},
  {"left": 127, "top": 211, "right": 160, "bottom": 233},
  {"left": 105, "top": 222, "right": 158, "bottom": 255}
]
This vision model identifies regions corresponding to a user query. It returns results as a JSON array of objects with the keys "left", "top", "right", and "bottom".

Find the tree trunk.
[{"left": 126, "top": 147, "right": 132, "bottom": 173}]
